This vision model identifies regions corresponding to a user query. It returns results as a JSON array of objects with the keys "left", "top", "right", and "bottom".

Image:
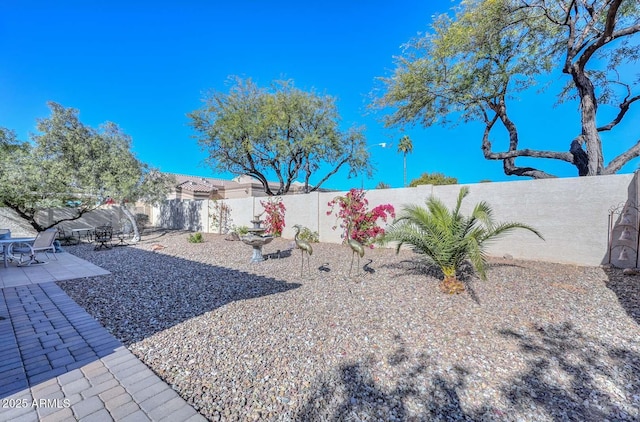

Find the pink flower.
[{"left": 326, "top": 189, "right": 394, "bottom": 247}]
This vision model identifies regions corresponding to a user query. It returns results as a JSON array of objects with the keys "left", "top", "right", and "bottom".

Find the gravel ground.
[{"left": 57, "top": 230, "right": 640, "bottom": 422}]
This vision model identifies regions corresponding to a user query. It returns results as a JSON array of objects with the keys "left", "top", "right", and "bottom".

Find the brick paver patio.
[{"left": 0, "top": 253, "right": 205, "bottom": 422}]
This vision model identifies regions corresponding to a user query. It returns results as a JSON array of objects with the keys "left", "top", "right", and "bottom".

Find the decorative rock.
[
  {"left": 503, "top": 254, "right": 514, "bottom": 260},
  {"left": 622, "top": 267, "right": 640, "bottom": 275},
  {"left": 225, "top": 232, "right": 241, "bottom": 241},
  {"left": 56, "top": 232, "right": 640, "bottom": 422}
]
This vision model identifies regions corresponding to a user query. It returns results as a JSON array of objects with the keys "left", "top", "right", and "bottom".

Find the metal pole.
[
  {"left": 608, "top": 212, "right": 613, "bottom": 264},
  {"left": 636, "top": 172, "right": 639, "bottom": 268}
]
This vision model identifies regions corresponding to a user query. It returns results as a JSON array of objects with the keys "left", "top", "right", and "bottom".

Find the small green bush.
[
  {"left": 188, "top": 232, "right": 204, "bottom": 243},
  {"left": 233, "top": 225, "right": 249, "bottom": 236},
  {"left": 297, "top": 226, "right": 319, "bottom": 243}
]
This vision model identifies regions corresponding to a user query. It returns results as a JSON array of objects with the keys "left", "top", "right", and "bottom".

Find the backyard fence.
[
  {"left": 150, "top": 172, "right": 639, "bottom": 268},
  {"left": 0, "top": 205, "right": 147, "bottom": 237},
  {"left": 2, "top": 173, "right": 635, "bottom": 268}
]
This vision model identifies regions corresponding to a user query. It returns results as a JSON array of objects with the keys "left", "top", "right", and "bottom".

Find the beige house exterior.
[{"left": 165, "top": 173, "right": 319, "bottom": 200}]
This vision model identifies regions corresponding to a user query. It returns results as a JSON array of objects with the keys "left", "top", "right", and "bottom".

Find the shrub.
[
  {"left": 296, "top": 226, "right": 319, "bottom": 243},
  {"left": 380, "top": 187, "right": 544, "bottom": 294},
  {"left": 188, "top": 232, "right": 204, "bottom": 243},
  {"left": 260, "top": 197, "right": 286, "bottom": 237},
  {"left": 233, "top": 225, "right": 249, "bottom": 236},
  {"left": 327, "top": 188, "right": 395, "bottom": 248}
]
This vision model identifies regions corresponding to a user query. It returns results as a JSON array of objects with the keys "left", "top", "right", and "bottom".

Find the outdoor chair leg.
[
  {"left": 94, "top": 240, "right": 113, "bottom": 250},
  {"left": 18, "top": 254, "right": 43, "bottom": 267}
]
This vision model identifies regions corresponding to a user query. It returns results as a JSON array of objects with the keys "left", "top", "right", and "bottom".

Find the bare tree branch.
[
  {"left": 603, "top": 139, "right": 640, "bottom": 174},
  {"left": 598, "top": 94, "right": 640, "bottom": 131},
  {"left": 480, "top": 111, "right": 569, "bottom": 179}
]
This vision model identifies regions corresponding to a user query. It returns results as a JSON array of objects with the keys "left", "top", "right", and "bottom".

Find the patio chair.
[
  {"left": 114, "top": 221, "right": 135, "bottom": 246},
  {"left": 94, "top": 225, "right": 113, "bottom": 250},
  {"left": 11, "top": 229, "right": 58, "bottom": 266},
  {"left": 56, "top": 227, "right": 78, "bottom": 246}
]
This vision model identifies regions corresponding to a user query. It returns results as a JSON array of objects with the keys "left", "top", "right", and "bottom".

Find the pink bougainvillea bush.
[
  {"left": 326, "top": 188, "right": 395, "bottom": 248},
  {"left": 260, "top": 197, "right": 286, "bottom": 237}
]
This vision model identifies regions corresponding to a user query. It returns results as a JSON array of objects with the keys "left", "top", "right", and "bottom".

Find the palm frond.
[
  {"left": 465, "top": 234, "right": 489, "bottom": 280},
  {"left": 470, "top": 201, "right": 494, "bottom": 228},
  {"left": 382, "top": 187, "right": 544, "bottom": 285},
  {"left": 480, "top": 221, "right": 544, "bottom": 243},
  {"left": 453, "top": 186, "right": 470, "bottom": 217},
  {"left": 425, "top": 196, "right": 453, "bottom": 232}
]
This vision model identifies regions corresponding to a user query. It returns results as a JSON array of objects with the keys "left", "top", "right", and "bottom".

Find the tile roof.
[
  {"left": 176, "top": 180, "right": 218, "bottom": 193},
  {"left": 168, "top": 173, "right": 276, "bottom": 190},
  {"left": 171, "top": 174, "right": 237, "bottom": 192}
]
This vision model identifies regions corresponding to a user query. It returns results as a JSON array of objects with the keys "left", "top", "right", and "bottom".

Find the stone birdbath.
[{"left": 240, "top": 216, "right": 274, "bottom": 263}]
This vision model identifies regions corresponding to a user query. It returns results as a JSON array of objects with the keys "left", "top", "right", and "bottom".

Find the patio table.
[
  {"left": 0, "top": 237, "right": 36, "bottom": 268},
  {"left": 71, "top": 227, "right": 94, "bottom": 243}
]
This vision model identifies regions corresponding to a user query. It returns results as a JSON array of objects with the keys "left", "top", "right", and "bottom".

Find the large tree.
[
  {"left": 189, "top": 77, "right": 372, "bottom": 195},
  {"left": 0, "top": 102, "right": 174, "bottom": 239},
  {"left": 376, "top": 0, "right": 640, "bottom": 178},
  {"left": 86, "top": 121, "right": 175, "bottom": 241},
  {"left": 0, "top": 127, "right": 29, "bottom": 183}
]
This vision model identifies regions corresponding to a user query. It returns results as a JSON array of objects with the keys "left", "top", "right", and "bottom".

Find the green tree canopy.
[
  {"left": 0, "top": 127, "right": 20, "bottom": 148},
  {"left": 0, "top": 102, "right": 174, "bottom": 238},
  {"left": 376, "top": 0, "right": 640, "bottom": 179},
  {"left": 375, "top": 181, "right": 391, "bottom": 189},
  {"left": 0, "top": 127, "right": 30, "bottom": 190},
  {"left": 409, "top": 172, "right": 458, "bottom": 187},
  {"left": 189, "top": 77, "right": 372, "bottom": 195}
]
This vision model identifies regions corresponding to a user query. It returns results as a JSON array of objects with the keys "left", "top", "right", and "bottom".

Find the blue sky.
[{"left": 1, "top": 1, "right": 638, "bottom": 190}]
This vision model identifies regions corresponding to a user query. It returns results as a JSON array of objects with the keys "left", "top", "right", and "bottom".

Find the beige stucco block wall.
[
  {"left": 152, "top": 172, "right": 637, "bottom": 267},
  {"left": 222, "top": 197, "right": 258, "bottom": 231},
  {"left": 430, "top": 175, "right": 632, "bottom": 265},
  {"left": 276, "top": 192, "right": 320, "bottom": 239},
  {"left": 317, "top": 174, "right": 634, "bottom": 265}
]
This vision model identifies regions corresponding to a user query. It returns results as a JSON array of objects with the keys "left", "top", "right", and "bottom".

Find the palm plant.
[
  {"left": 397, "top": 135, "right": 413, "bottom": 187},
  {"left": 379, "top": 187, "right": 544, "bottom": 294}
]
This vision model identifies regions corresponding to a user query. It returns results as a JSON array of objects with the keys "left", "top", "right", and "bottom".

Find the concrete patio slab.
[{"left": 0, "top": 252, "right": 110, "bottom": 289}]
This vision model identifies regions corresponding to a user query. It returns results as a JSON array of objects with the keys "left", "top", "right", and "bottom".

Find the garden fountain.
[{"left": 240, "top": 216, "right": 274, "bottom": 263}]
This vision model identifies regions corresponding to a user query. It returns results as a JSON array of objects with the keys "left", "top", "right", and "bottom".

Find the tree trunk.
[
  {"left": 439, "top": 275, "right": 465, "bottom": 294},
  {"left": 403, "top": 154, "right": 407, "bottom": 187},
  {"left": 570, "top": 137, "right": 589, "bottom": 176},
  {"left": 570, "top": 65, "right": 604, "bottom": 175},
  {"left": 9, "top": 205, "right": 45, "bottom": 232},
  {"left": 120, "top": 203, "right": 140, "bottom": 242}
]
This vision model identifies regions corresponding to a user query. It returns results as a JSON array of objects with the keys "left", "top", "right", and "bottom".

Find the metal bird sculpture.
[
  {"left": 346, "top": 223, "right": 365, "bottom": 276},
  {"left": 363, "top": 259, "right": 375, "bottom": 274},
  {"left": 293, "top": 224, "right": 313, "bottom": 276}
]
